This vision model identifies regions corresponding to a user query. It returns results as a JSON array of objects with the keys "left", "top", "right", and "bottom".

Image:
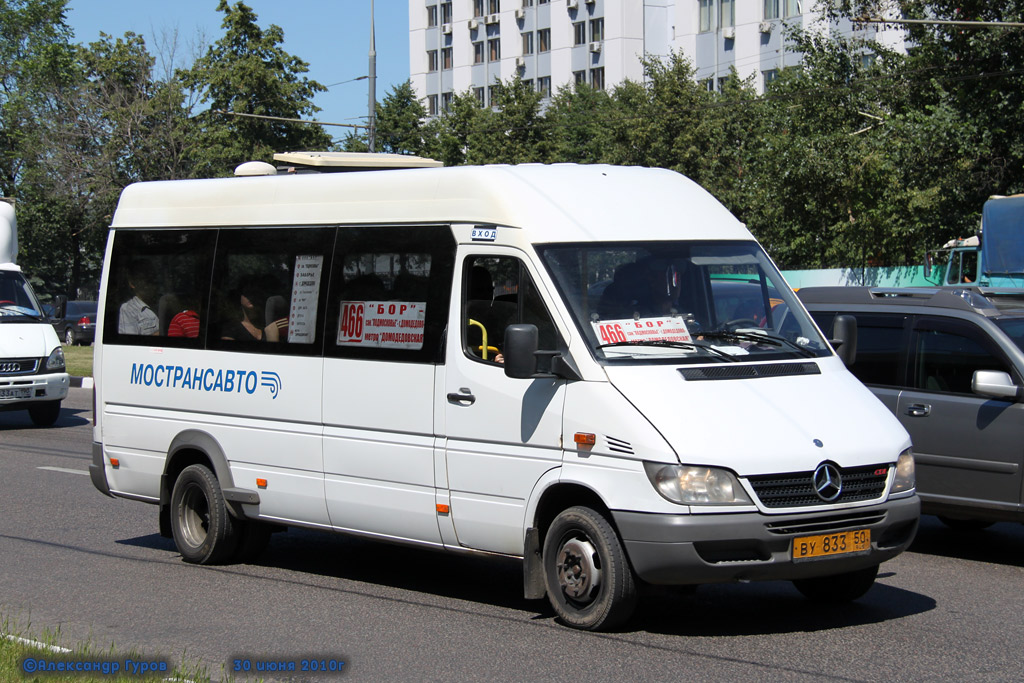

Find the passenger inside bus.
[
  {"left": 118, "top": 260, "right": 160, "bottom": 336},
  {"left": 220, "top": 279, "right": 264, "bottom": 341}
]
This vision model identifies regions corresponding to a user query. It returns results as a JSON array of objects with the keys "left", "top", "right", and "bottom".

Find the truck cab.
[{"left": 0, "top": 200, "right": 69, "bottom": 425}]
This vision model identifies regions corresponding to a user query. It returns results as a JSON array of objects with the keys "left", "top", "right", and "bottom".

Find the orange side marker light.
[
  {"left": 256, "top": 478, "right": 268, "bottom": 489},
  {"left": 436, "top": 503, "right": 450, "bottom": 515},
  {"left": 109, "top": 458, "right": 120, "bottom": 468},
  {"left": 574, "top": 433, "right": 596, "bottom": 446}
]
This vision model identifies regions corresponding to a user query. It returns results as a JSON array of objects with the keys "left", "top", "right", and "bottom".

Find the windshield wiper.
[
  {"left": 596, "top": 339, "right": 740, "bottom": 361},
  {"left": 701, "top": 329, "right": 817, "bottom": 358}
]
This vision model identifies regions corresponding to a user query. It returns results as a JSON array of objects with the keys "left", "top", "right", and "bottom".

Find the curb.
[{"left": 70, "top": 376, "right": 94, "bottom": 389}]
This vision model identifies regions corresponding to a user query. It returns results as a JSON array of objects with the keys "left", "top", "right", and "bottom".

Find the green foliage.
[{"left": 182, "top": 0, "right": 331, "bottom": 175}]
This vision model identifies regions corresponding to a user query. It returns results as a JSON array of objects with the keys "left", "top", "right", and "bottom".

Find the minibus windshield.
[
  {"left": 0, "top": 270, "right": 45, "bottom": 321},
  {"left": 539, "top": 241, "right": 831, "bottom": 364}
]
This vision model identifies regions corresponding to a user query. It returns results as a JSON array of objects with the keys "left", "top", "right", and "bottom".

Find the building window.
[
  {"left": 473, "top": 41, "right": 485, "bottom": 64},
  {"left": 538, "top": 28, "right": 550, "bottom": 52},
  {"left": 720, "top": 0, "right": 734, "bottom": 27},
  {"left": 785, "top": 0, "right": 801, "bottom": 17},
  {"left": 474, "top": 0, "right": 485, "bottom": 17},
  {"left": 489, "top": 37, "right": 501, "bottom": 61},
  {"left": 428, "top": 94, "right": 438, "bottom": 116},
  {"left": 442, "top": 47, "right": 453, "bottom": 69},
  {"left": 522, "top": 31, "right": 534, "bottom": 54},
  {"left": 590, "top": 18, "right": 604, "bottom": 42},
  {"left": 522, "top": 79, "right": 533, "bottom": 91},
  {"left": 573, "top": 21, "right": 586, "bottom": 45},
  {"left": 428, "top": 50, "right": 439, "bottom": 72},
  {"left": 537, "top": 76, "right": 551, "bottom": 97},
  {"left": 716, "top": 77, "right": 727, "bottom": 92},
  {"left": 763, "top": 0, "right": 779, "bottom": 20},
  {"left": 574, "top": 70, "right": 586, "bottom": 85},
  {"left": 427, "top": 4, "right": 438, "bottom": 27},
  {"left": 441, "top": 91, "right": 453, "bottom": 112},
  {"left": 700, "top": 77, "right": 713, "bottom": 91},
  {"left": 590, "top": 67, "right": 604, "bottom": 90},
  {"left": 489, "top": 0, "right": 500, "bottom": 13},
  {"left": 488, "top": 85, "right": 499, "bottom": 105},
  {"left": 762, "top": 69, "right": 778, "bottom": 86},
  {"left": 699, "top": 0, "right": 714, "bottom": 32},
  {"left": 441, "top": 1, "right": 452, "bottom": 23},
  {"left": 523, "top": 0, "right": 533, "bottom": 6},
  {"left": 474, "top": 87, "right": 485, "bottom": 105}
]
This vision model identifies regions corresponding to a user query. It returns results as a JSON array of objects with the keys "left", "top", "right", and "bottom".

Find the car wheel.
[
  {"left": 64, "top": 327, "right": 76, "bottom": 345},
  {"left": 543, "top": 506, "right": 637, "bottom": 631},
  {"left": 170, "top": 464, "right": 239, "bottom": 564},
  {"left": 792, "top": 564, "right": 879, "bottom": 603},
  {"left": 938, "top": 516, "right": 994, "bottom": 531},
  {"left": 28, "top": 400, "right": 61, "bottom": 426}
]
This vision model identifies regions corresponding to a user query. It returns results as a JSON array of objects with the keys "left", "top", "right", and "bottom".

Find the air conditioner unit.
[
  {"left": 486, "top": 13, "right": 500, "bottom": 24},
  {"left": 442, "top": 22, "right": 452, "bottom": 34},
  {"left": 585, "top": 0, "right": 595, "bottom": 4},
  {"left": 759, "top": 21, "right": 773, "bottom": 34},
  {"left": 515, "top": 56, "right": 526, "bottom": 68},
  {"left": 567, "top": 0, "right": 578, "bottom": 9},
  {"left": 589, "top": 41, "right": 602, "bottom": 53},
  {"left": 515, "top": 8, "right": 525, "bottom": 20},
  {"left": 469, "top": 19, "right": 480, "bottom": 30},
  {"left": 723, "top": 27, "right": 735, "bottom": 40}
]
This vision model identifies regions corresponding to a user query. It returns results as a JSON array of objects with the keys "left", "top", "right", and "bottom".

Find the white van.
[
  {"left": 90, "top": 158, "right": 919, "bottom": 630},
  {"left": 0, "top": 199, "right": 69, "bottom": 425}
]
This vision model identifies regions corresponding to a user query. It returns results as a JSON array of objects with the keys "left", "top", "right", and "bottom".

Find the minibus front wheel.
[
  {"left": 170, "top": 464, "right": 239, "bottom": 564},
  {"left": 543, "top": 506, "right": 638, "bottom": 631}
]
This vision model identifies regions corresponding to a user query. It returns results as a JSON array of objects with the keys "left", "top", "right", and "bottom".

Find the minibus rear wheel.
[
  {"left": 543, "top": 506, "right": 638, "bottom": 631},
  {"left": 792, "top": 563, "right": 879, "bottom": 603},
  {"left": 170, "top": 464, "right": 239, "bottom": 564}
]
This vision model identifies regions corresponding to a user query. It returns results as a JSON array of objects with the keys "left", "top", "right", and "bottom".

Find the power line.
[
  {"left": 856, "top": 17, "right": 1024, "bottom": 29},
  {"left": 212, "top": 109, "right": 366, "bottom": 130}
]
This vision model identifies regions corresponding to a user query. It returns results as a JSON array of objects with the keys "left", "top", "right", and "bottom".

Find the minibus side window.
[
  {"left": 463, "top": 256, "right": 559, "bottom": 365},
  {"left": 207, "top": 227, "right": 335, "bottom": 356},
  {"left": 325, "top": 226, "right": 455, "bottom": 364},
  {"left": 103, "top": 230, "right": 216, "bottom": 347}
]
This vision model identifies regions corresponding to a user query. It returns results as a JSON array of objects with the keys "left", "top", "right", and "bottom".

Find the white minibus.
[
  {"left": 91, "top": 157, "right": 919, "bottom": 630},
  {"left": 1, "top": 199, "right": 69, "bottom": 425}
]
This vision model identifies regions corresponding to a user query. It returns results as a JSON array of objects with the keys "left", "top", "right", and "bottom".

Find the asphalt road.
[{"left": 2, "top": 388, "right": 1023, "bottom": 681}]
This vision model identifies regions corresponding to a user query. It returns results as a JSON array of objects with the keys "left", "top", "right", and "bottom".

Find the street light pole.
[{"left": 368, "top": 0, "right": 377, "bottom": 153}]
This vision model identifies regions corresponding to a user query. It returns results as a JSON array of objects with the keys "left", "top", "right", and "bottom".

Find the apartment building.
[{"left": 409, "top": 0, "right": 905, "bottom": 114}]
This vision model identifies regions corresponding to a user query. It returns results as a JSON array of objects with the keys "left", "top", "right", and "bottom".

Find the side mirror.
[
  {"left": 53, "top": 294, "right": 68, "bottom": 319},
  {"left": 504, "top": 324, "right": 539, "bottom": 379},
  {"left": 503, "top": 324, "right": 580, "bottom": 381},
  {"left": 830, "top": 314, "right": 857, "bottom": 367},
  {"left": 972, "top": 370, "right": 1023, "bottom": 401},
  {"left": 923, "top": 252, "right": 932, "bottom": 278}
]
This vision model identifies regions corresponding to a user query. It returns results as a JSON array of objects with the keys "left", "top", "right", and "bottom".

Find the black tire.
[
  {"left": 233, "top": 521, "right": 273, "bottom": 563},
  {"left": 64, "top": 327, "right": 75, "bottom": 345},
  {"left": 793, "top": 564, "right": 879, "bottom": 603},
  {"left": 170, "top": 464, "right": 239, "bottom": 564},
  {"left": 938, "top": 516, "right": 994, "bottom": 531},
  {"left": 28, "top": 400, "right": 61, "bottom": 426},
  {"left": 543, "top": 506, "right": 638, "bottom": 631}
]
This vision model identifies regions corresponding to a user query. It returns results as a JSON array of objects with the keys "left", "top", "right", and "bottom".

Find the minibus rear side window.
[{"left": 103, "top": 229, "right": 216, "bottom": 347}]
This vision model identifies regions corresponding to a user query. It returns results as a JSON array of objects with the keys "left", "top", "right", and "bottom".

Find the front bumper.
[
  {"left": 0, "top": 371, "right": 69, "bottom": 408},
  {"left": 613, "top": 494, "right": 920, "bottom": 585}
]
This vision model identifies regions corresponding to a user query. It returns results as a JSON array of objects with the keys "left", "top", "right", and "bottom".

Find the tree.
[{"left": 183, "top": 0, "right": 331, "bottom": 175}]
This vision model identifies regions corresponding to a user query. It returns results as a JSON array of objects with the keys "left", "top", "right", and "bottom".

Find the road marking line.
[
  {"left": 3, "top": 634, "right": 72, "bottom": 653},
  {"left": 37, "top": 466, "right": 89, "bottom": 476}
]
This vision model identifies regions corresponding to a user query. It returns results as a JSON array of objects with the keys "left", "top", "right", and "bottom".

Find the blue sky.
[{"left": 65, "top": 0, "right": 411, "bottom": 143}]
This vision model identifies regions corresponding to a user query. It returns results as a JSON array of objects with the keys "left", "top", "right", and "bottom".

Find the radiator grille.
[
  {"left": 0, "top": 358, "right": 38, "bottom": 376},
  {"left": 747, "top": 464, "right": 889, "bottom": 509}
]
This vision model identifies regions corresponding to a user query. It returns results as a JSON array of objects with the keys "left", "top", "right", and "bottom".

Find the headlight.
[
  {"left": 644, "top": 463, "right": 752, "bottom": 505},
  {"left": 45, "top": 347, "right": 66, "bottom": 372},
  {"left": 890, "top": 449, "right": 915, "bottom": 495}
]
